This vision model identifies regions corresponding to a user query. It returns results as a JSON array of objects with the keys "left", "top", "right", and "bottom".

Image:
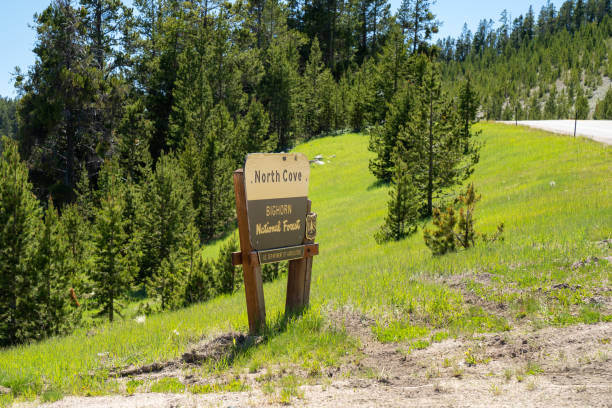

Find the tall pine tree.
[
  {"left": 0, "top": 137, "right": 41, "bottom": 345},
  {"left": 35, "top": 198, "right": 79, "bottom": 336},
  {"left": 91, "top": 160, "right": 136, "bottom": 322},
  {"left": 397, "top": 61, "right": 478, "bottom": 216}
]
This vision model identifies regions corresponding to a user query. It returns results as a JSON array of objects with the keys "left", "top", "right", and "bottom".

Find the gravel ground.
[
  {"left": 21, "top": 320, "right": 612, "bottom": 408},
  {"left": 499, "top": 120, "right": 612, "bottom": 145}
]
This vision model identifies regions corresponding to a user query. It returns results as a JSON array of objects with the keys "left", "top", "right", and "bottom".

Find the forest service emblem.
[{"left": 306, "top": 213, "right": 317, "bottom": 241}]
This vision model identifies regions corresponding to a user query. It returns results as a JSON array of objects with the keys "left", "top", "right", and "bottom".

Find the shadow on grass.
[
  {"left": 219, "top": 307, "right": 308, "bottom": 367},
  {"left": 367, "top": 179, "right": 388, "bottom": 191},
  {"left": 113, "top": 308, "right": 309, "bottom": 377}
]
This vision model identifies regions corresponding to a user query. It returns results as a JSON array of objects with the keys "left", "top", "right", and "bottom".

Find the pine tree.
[
  {"left": 0, "top": 97, "right": 18, "bottom": 139},
  {"left": 0, "top": 137, "right": 41, "bottom": 345},
  {"left": 208, "top": 4, "right": 246, "bottom": 117},
  {"left": 544, "top": 88, "right": 558, "bottom": 119},
  {"left": 457, "top": 76, "right": 481, "bottom": 154},
  {"left": 397, "top": 61, "right": 478, "bottom": 216},
  {"left": 398, "top": 0, "right": 439, "bottom": 53},
  {"left": 91, "top": 161, "right": 136, "bottom": 322},
  {"left": 575, "top": 86, "right": 590, "bottom": 119},
  {"left": 242, "top": 97, "right": 273, "bottom": 155},
  {"left": 60, "top": 202, "right": 93, "bottom": 298},
  {"left": 167, "top": 13, "right": 214, "bottom": 152},
  {"left": 181, "top": 222, "right": 202, "bottom": 296},
  {"left": 117, "top": 100, "right": 153, "bottom": 183},
  {"left": 528, "top": 94, "right": 542, "bottom": 119},
  {"left": 35, "top": 198, "right": 79, "bottom": 337},
  {"left": 198, "top": 104, "right": 236, "bottom": 240},
  {"left": 424, "top": 183, "right": 501, "bottom": 255},
  {"left": 375, "top": 154, "right": 419, "bottom": 242},
  {"left": 302, "top": 38, "right": 325, "bottom": 139},
  {"left": 215, "top": 236, "right": 240, "bottom": 294},
  {"left": 262, "top": 261, "right": 288, "bottom": 283},
  {"left": 594, "top": 86, "right": 612, "bottom": 119},
  {"left": 132, "top": 0, "right": 187, "bottom": 160},
  {"left": 17, "top": 0, "right": 98, "bottom": 200},
  {"left": 184, "top": 257, "right": 216, "bottom": 306},
  {"left": 371, "top": 23, "right": 409, "bottom": 123},
  {"left": 80, "top": 0, "right": 134, "bottom": 161},
  {"left": 454, "top": 183, "right": 480, "bottom": 249},
  {"left": 369, "top": 80, "right": 415, "bottom": 182},
  {"left": 423, "top": 206, "right": 457, "bottom": 255},
  {"left": 349, "top": 63, "right": 375, "bottom": 131},
  {"left": 149, "top": 250, "right": 184, "bottom": 311},
  {"left": 260, "top": 34, "right": 302, "bottom": 151},
  {"left": 140, "top": 153, "right": 194, "bottom": 284}
]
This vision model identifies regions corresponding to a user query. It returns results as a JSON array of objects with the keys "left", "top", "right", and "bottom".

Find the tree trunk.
[
  {"left": 66, "top": 114, "right": 75, "bottom": 190},
  {"left": 256, "top": 0, "right": 263, "bottom": 49},
  {"left": 413, "top": 0, "right": 421, "bottom": 54},
  {"left": 109, "top": 290, "right": 114, "bottom": 322},
  {"left": 464, "top": 117, "right": 469, "bottom": 153},
  {"left": 361, "top": 6, "right": 367, "bottom": 58},
  {"left": 427, "top": 89, "right": 434, "bottom": 216},
  {"left": 94, "top": 1, "right": 104, "bottom": 70},
  {"left": 329, "top": 0, "right": 336, "bottom": 72},
  {"left": 9, "top": 273, "right": 16, "bottom": 344}
]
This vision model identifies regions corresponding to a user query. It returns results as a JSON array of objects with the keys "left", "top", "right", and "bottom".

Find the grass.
[
  {"left": 189, "top": 379, "right": 248, "bottom": 394},
  {"left": 0, "top": 123, "right": 611, "bottom": 402},
  {"left": 372, "top": 322, "right": 429, "bottom": 343},
  {"left": 150, "top": 377, "right": 185, "bottom": 393}
]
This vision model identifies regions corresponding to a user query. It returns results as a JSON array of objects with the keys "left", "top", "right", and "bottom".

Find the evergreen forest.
[{"left": 1, "top": 0, "right": 612, "bottom": 347}]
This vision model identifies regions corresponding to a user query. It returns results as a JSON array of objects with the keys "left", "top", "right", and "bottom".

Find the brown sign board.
[
  {"left": 258, "top": 245, "right": 305, "bottom": 264},
  {"left": 244, "top": 153, "right": 310, "bottom": 251}
]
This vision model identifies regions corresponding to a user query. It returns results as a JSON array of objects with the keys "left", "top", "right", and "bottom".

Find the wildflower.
[{"left": 172, "top": 329, "right": 180, "bottom": 336}]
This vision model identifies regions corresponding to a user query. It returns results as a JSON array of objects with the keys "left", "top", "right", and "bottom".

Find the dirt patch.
[
  {"left": 571, "top": 256, "right": 611, "bottom": 269},
  {"left": 28, "top": 312, "right": 612, "bottom": 407},
  {"left": 181, "top": 332, "right": 258, "bottom": 364},
  {"left": 112, "top": 331, "right": 261, "bottom": 378},
  {"left": 437, "top": 273, "right": 516, "bottom": 322},
  {"left": 323, "top": 308, "right": 612, "bottom": 404}
]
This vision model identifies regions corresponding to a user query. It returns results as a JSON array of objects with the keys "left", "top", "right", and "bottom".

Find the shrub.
[{"left": 424, "top": 183, "right": 503, "bottom": 255}]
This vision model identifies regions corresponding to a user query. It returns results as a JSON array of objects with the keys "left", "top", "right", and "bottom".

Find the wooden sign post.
[{"left": 231, "top": 153, "right": 319, "bottom": 334}]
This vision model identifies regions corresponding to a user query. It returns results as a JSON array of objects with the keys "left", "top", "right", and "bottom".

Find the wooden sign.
[
  {"left": 258, "top": 245, "right": 305, "bottom": 264},
  {"left": 244, "top": 153, "right": 310, "bottom": 251},
  {"left": 232, "top": 153, "right": 318, "bottom": 334}
]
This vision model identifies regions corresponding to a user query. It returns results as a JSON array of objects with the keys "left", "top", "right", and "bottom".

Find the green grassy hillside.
[{"left": 1, "top": 123, "right": 611, "bottom": 404}]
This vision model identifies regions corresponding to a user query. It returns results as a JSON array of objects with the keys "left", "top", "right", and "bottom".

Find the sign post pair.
[{"left": 231, "top": 153, "right": 318, "bottom": 334}]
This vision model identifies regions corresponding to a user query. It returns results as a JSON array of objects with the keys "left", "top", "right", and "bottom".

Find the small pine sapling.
[
  {"left": 424, "top": 183, "right": 504, "bottom": 255},
  {"left": 481, "top": 223, "right": 505, "bottom": 243},
  {"left": 262, "top": 261, "right": 289, "bottom": 283},
  {"left": 149, "top": 251, "right": 185, "bottom": 311},
  {"left": 423, "top": 206, "right": 457, "bottom": 255},
  {"left": 455, "top": 183, "right": 480, "bottom": 249},
  {"left": 375, "top": 155, "right": 419, "bottom": 243},
  {"left": 184, "top": 258, "right": 216, "bottom": 306},
  {"left": 215, "top": 236, "right": 240, "bottom": 294}
]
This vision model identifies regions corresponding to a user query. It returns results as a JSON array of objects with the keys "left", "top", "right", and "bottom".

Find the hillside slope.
[{"left": 2, "top": 123, "right": 612, "bottom": 407}]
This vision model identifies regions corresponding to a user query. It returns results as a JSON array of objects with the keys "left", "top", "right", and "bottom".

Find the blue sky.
[{"left": 1, "top": 0, "right": 564, "bottom": 97}]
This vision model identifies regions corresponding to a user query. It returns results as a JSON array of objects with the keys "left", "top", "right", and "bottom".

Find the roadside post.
[{"left": 231, "top": 153, "right": 319, "bottom": 334}]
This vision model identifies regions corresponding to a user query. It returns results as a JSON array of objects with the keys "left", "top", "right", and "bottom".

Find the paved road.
[{"left": 499, "top": 120, "right": 612, "bottom": 145}]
